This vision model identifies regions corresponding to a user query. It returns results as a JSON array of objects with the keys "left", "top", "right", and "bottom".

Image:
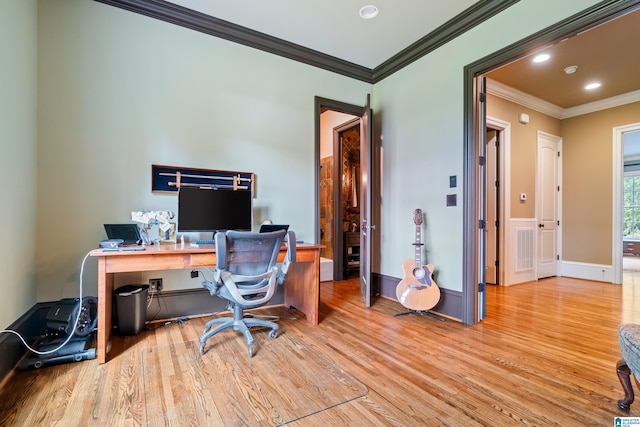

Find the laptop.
[
  {"left": 103, "top": 224, "right": 142, "bottom": 245},
  {"left": 259, "top": 224, "right": 289, "bottom": 233}
]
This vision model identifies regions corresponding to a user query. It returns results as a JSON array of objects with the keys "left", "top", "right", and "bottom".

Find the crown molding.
[
  {"left": 562, "top": 89, "right": 640, "bottom": 119},
  {"left": 487, "top": 78, "right": 640, "bottom": 120},
  {"left": 372, "top": 0, "right": 520, "bottom": 83},
  {"left": 486, "top": 78, "right": 564, "bottom": 118},
  {"left": 95, "top": 0, "right": 517, "bottom": 85},
  {"left": 95, "top": 0, "right": 373, "bottom": 83}
]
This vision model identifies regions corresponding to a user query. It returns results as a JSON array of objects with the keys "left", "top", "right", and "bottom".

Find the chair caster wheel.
[
  {"left": 199, "top": 343, "right": 206, "bottom": 355},
  {"left": 269, "top": 330, "right": 278, "bottom": 340}
]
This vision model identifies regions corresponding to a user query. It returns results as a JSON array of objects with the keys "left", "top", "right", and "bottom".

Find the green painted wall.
[
  {"left": 2, "top": 0, "right": 608, "bottom": 323},
  {"left": 35, "top": 0, "right": 370, "bottom": 300},
  {"left": 371, "top": 0, "right": 601, "bottom": 291},
  {"left": 0, "top": 0, "right": 37, "bottom": 329}
]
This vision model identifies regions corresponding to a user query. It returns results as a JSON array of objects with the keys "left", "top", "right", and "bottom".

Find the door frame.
[
  {"left": 463, "top": 0, "right": 639, "bottom": 324},
  {"left": 314, "top": 96, "right": 367, "bottom": 273},
  {"left": 613, "top": 122, "right": 640, "bottom": 284}
]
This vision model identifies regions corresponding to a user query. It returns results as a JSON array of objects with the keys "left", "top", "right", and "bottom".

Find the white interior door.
[{"left": 536, "top": 132, "right": 560, "bottom": 279}]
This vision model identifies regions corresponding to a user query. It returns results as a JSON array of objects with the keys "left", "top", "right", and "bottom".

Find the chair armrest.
[
  {"left": 277, "top": 231, "right": 297, "bottom": 285},
  {"left": 215, "top": 231, "right": 227, "bottom": 269}
]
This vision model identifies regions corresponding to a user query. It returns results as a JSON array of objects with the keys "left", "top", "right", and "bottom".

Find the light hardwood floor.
[{"left": 1, "top": 275, "right": 639, "bottom": 426}]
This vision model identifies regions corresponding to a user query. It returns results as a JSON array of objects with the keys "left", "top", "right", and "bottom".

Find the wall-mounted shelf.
[{"left": 151, "top": 164, "right": 254, "bottom": 193}]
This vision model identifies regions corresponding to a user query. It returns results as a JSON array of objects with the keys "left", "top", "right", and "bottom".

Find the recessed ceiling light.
[
  {"left": 533, "top": 54, "right": 550, "bottom": 63},
  {"left": 585, "top": 82, "right": 601, "bottom": 90},
  {"left": 564, "top": 65, "right": 578, "bottom": 74},
  {"left": 359, "top": 5, "right": 379, "bottom": 19}
]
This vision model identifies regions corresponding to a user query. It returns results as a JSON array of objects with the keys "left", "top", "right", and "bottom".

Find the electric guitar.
[{"left": 395, "top": 209, "right": 441, "bottom": 311}]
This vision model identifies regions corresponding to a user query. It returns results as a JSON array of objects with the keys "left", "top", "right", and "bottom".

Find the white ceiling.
[
  {"left": 159, "top": 1, "right": 640, "bottom": 155},
  {"left": 165, "top": 0, "right": 479, "bottom": 69}
]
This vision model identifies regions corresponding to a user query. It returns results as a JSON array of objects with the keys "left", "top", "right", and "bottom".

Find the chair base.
[{"left": 199, "top": 307, "right": 279, "bottom": 357}]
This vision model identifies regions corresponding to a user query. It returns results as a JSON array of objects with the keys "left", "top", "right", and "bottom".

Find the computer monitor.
[{"left": 177, "top": 187, "right": 252, "bottom": 232}]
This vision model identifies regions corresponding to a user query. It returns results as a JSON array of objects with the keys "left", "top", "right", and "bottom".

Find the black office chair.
[{"left": 199, "top": 229, "right": 296, "bottom": 357}]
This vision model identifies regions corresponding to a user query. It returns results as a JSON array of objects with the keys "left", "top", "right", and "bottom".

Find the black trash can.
[{"left": 113, "top": 284, "right": 148, "bottom": 335}]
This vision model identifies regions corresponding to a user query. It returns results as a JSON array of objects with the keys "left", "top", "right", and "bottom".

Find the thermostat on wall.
[{"left": 519, "top": 113, "right": 530, "bottom": 124}]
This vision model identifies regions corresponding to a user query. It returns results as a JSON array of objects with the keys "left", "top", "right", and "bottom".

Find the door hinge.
[
  {"left": 557, "top": 220, "right": 560, "bottom": 226},
  {"left": 495, "top": 180, "right": 499, "bottom": 187},
  {"left": 479, "top": 92, "right": 486, "bottom": 103},
  {"left": 495, "top": 260, "right": 499, "bottom": 267},
  {"left": 479, "top": 156, "right": 486, "bottom": 166},
  {"left": 557, "top": 185, "right": 560, "bottom": 191},
  {"left": 479, "top": 282, "right": 486, "bottom": 292},
  {"left": 495, "top": 220, "right": 499, "bottom": 227},
  {"left": 479, "top": 219, "right": 486, "bottom": 229},
  {"left": 556, "top": 254, "right": 560, "bottom": 261},
  {"left": 557, "top": 151, "right": 561, "bottom": 157}
]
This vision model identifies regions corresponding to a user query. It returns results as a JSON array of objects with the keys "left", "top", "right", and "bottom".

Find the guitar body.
[
  {"left": 396, "top": 259, "right": 440, "bottom": 311},
  {"left": 396, "top": 208, "right": 441, "bottom": 312}
]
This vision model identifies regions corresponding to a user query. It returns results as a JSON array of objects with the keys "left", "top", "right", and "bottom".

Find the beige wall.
[
  {"left": 488, "top": 93, "right": 640, "bottom": 266},
  {"left": 487, "top": 94, "right": 561, "bottom": 218},
  {"left": 562, "top": 101, "right": 640, "bottom": 264}
]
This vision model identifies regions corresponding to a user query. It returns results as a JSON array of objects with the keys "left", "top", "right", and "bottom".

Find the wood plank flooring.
[{"left": 1, "top": 275, "right": 638, "bottom": 426}]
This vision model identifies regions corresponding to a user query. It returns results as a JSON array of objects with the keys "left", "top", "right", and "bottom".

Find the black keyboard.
[{"left": 194, "top": 239, "right": 215, "bottom": 245}]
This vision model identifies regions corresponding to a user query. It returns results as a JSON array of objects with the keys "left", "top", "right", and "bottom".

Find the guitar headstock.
[{"left": 413, "top": 209, "right": 423, "bottom": 225}]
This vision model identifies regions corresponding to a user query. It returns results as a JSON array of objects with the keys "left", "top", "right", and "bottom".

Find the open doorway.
[
  {"left": 484, "top": 117, "right": 511, "bottom": 287},
  {"left": 485, "top": 127, "right": 499, "bottom": 285},
  {"left": 315, "top": 98, "right": 363, "bottom": 282},
  {"left": 319, "top": 111, "right": 360, "bottom": 281},
  {"left": 619, "top": 127, "right": 640, "bottom": 283},
  {"left": 463, "top": 2, "right": 640, "bottom": 325}
]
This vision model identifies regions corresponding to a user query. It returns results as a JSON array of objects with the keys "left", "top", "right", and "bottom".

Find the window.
[{"left": 624, "top": 174, "right": 640, "bottom": 238}]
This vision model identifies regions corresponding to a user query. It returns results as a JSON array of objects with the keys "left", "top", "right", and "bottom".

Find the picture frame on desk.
[{"left": 158, "top": 222, "right": 177, "bottom": 242}]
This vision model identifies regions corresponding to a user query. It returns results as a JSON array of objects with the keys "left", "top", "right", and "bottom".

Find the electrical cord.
[
  {"left": 147, "top": 286, "right": 155, "bottom": 309},
  {"left": 0, "top": 250, "right": 91, "bottom": 355}
]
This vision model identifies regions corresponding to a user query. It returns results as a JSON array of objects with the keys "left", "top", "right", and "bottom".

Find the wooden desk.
[{"left": 90, "top": 243, "right": 321, "bottom": 363}]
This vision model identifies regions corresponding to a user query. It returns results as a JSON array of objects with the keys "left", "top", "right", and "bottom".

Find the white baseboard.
[{"left": 559, "top": 261, "right": 614, "bottom": 283}]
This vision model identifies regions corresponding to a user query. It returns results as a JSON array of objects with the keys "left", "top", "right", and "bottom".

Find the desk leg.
[
  {"left": 284, "top": 253, "right": 320, "bottom": 325},
  {"left": 96, "top": 257, "right": 113, "bottom": 364}
]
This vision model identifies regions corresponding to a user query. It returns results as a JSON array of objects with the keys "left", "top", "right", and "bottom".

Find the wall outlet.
[{"left": 149, "top": 278, "right": 163, "bottom": 293}]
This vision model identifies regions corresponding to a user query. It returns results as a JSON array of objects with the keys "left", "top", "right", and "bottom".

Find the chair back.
[{"left": 216, "top": 230, "right": 286, "bottom": 284}]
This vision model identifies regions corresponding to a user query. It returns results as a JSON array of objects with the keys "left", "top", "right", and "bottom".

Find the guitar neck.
[{"left": 413, "top": 224, "right": 423, "bottom": 268}]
